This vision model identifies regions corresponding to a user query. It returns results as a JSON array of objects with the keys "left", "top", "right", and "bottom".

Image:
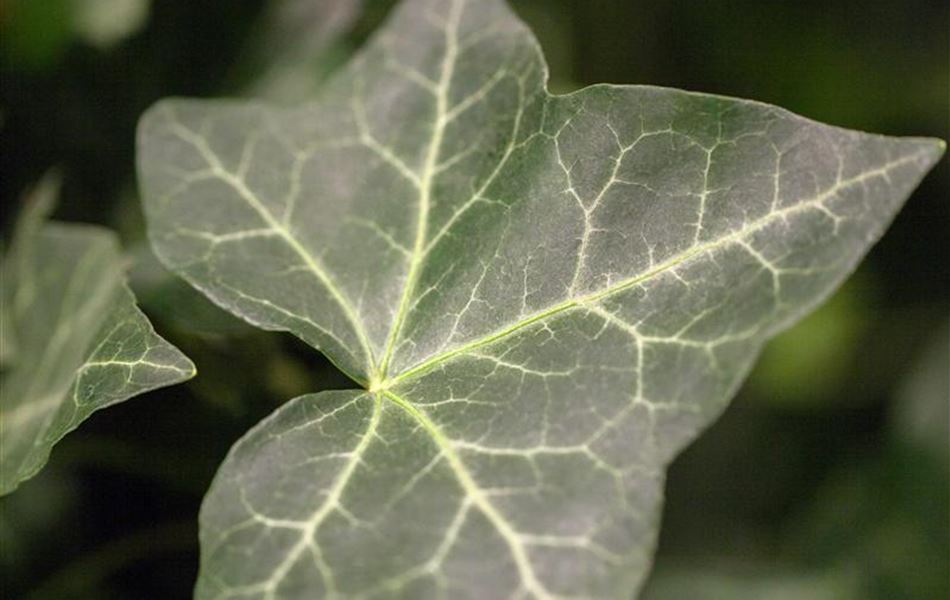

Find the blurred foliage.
[
  {"left": 1, "top": 0, "right": 75, "bottom": 70},
  {"left": 644, "top": 325, "right": 950, "bottom": 600},
  {"left": 0, "top": 467, "right": 78, "bottom": 574},
  {"left": 748, "top": 275, "right": 875, "bottom": 409},
  {"left": 894, "top": 323, "right": 949, "bottom": 462},
  {"left": 237, "top": 0, "right": 363, "bottom": 101},
  {"left": 783, "top": 326, "right": 950, "bottom": 600},
  {"left": 72, "top": 0, "right": 150, "bottom": 50},
  {"left": 645, "top": 568, "right": 857, "bottom": 600},
  {"left": 1, "top": 0, "right": 150, "bottom": 68},
  {"left": 1, "top": 0, "right": 946, "bottom": 598}
]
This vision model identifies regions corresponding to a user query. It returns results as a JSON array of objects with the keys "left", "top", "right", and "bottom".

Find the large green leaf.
[
  {"left": 137, "top": 0, "right": 943, "bottom": 596},
  {"left": 0, "top": 176, "right": 195, "bottom": 495}
]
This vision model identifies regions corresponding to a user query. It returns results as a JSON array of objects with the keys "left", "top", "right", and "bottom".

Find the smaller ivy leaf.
[{"left": 0, "top": 175, "right": 195, "bottom": 496}]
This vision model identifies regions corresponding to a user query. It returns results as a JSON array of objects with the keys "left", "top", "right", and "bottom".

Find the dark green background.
[{"left": 2, "top": 1, "right": 947, "bottom": 598}]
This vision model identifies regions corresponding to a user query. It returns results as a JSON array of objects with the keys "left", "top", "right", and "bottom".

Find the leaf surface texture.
[{"left": 137, "top": 0, "right": 943, "bottom": 597}]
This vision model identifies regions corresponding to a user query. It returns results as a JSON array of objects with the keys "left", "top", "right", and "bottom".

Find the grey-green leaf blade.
[
  {"left": 197, "top": 390, "right": 481, "bottom": 599},
  {"left": 0, "top": 193, "right": 195, "bottom": 495},
  {"left": 136, "top": 0, "right": 546, "bottom": 384},
  {"left": 136, "top": 0, "right": 944, "bottom": 597},
  {"left": 391, "top": 84, "right": 943, "bottom": 375}
]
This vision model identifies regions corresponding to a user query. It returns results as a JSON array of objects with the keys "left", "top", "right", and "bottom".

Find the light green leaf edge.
[
  {"left": 0, "top": 175, "right": 196, "bottom": 495},
  {"left": 137, "top": 0, "right": 944, "bottom": 597}
]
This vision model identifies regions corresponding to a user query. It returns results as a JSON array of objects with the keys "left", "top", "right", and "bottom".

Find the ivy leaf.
[
  {"left": 137, "top": 0, "right": 943, "bottom": 596},
  {"left": 0, "top": 175, "right": 195, "bottom": 496}
]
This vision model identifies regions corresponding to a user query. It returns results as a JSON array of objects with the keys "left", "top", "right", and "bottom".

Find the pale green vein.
[
  {"left": 251, "top": 393, "right": 381, "bottom": 600},
  {"left": 376, "top": 0, "right": 463, "bottom": 383},
  {"left": 386, "top": 148, "right": 929, "bottom": 387},
  {"left": 382, "top": 390, "right": 554, "bottom": 599},
  {"left": 161, "top": 112, "right": 377, "bottom": 375}
]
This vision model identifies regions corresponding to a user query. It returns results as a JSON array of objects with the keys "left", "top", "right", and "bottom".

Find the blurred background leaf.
[
  {"left": 642, "top": 325, "right": 949, "bottom": 600},
  {"left": 2, "top": 0, "right": 151, "bottom": 69},
  {"left": 73, "top": 0, "right": 150, "bottom": 50}
]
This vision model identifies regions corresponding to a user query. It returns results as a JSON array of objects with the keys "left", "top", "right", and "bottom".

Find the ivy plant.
[
  {"left": 136, "top": 0, "right": 942, "bottom": 597},
  {"left": 0, "top": 175, "right": 195, "bottom": 496}
]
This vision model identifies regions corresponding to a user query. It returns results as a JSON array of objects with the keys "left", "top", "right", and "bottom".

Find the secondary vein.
[
  {"left": 163, "top": 115, "right": 378, "bottom": 376},
  {"left": 376, "top": 0, "right": 462, "bottom": 382},
  {"left": 382, "top": 390, "right": 553, "bottom": 599}
]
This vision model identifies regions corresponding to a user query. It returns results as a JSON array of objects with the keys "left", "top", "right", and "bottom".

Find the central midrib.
[
  {"left": 376, "top": 241, "right": 707, "bottom": 390},
  {"left": 374, "top": 0, "right": 462, "bottom": 385}
]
